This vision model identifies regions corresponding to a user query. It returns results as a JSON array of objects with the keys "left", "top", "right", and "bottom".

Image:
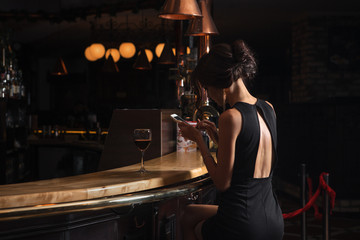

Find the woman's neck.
[{"left": 226, "top": 79, "right": 256, "bottom": 106}]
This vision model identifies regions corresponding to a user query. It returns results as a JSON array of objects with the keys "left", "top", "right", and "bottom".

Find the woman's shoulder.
[
  {"left": 219, "top": 108, "right": 242, "bottom": 126},
  {"left": 218, "top": 108, "right": 242, "bottom": 135},
  {"left": 258, "top": 99, "right": 276, "bottom": 117},
  {"left": 222, "top": 107, "right": 242, "bottom": 117},
  {"left": 264, "top": 100, "right": 274, "bottom": 111},
  {"left": 256, "top": 99, "right": 275, "bottom": 111}
]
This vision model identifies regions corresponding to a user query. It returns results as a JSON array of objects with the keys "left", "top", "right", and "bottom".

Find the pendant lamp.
[
  {"left": 133, "top": 49, "right": 152, "bottom": 70},
  {"left": 84, "top": 46, "right": 98, "bottom": 61},
  {"left": 158, "top": 0, "right": 202, "bottom": 20},
  {"left": 186, "top": 0, "right": 219, "bottom": 36},
  {"left": 119, "top": 42, "right": 136, "bottom": 59},
  {"left": 89, "top": 43, "right": 106, "bottom": 59},
  {"left": 142, "top": 49, "right": 154, "bottom": 63},
  {"left": 102, "top": 55, "right": 119, "bottom": 73},
  {"left": 158, "top": 42, "right": 176, "bottom": 64},
  {"left": 105, "top": 48, "right": 121, "bottom": 63},
  {"left": 155, "top": 43, "right": 165, "bottom": 58},
  {"left": 51, "top": 57, "right": 68, "bottom": 75}
]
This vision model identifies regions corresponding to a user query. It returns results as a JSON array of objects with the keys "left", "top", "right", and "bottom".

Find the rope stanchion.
[
  {"left": 319, "top": 173, "right": 336, "bottom": 212},
  {"left": 307, "top": 177, "right": 322, "bottom": 220},
  {"left": 282, "top": 172, "right": 336, "bottom": 220},
  {"left": 301, "top": 164, "right": 307, "bottom": 240},
  {"left": 323, "top": 173, "right": 330, "bottom": 240}
]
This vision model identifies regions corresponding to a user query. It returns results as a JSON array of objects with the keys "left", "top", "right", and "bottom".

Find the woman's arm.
[{"left": 178, "top": 109, "right": 242, "bottom": 192}]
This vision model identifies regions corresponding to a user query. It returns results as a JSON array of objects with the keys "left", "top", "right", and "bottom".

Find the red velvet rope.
[
  {"left": 307, "top": 177, "right": 322, "bottom": 220},
  {"left": 282, "top": 172, "right": 336, "bottom": 219}
]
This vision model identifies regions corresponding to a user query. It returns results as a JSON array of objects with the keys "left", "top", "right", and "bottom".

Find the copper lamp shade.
[
  {"left": 51, "top": 57, "right": 68, "bottom": 75},
  {"left": 158, "top": 0, "right": 202, "bottom": 20},
  {"left": 158, "top": 42, "right": 176, "bottom": 64},
  {"left": 186, "top": 0, "right": 219, "bottom": 36},
  {"left": 102, "top": 55, "right": 119, "bottom": 73},
  {"left": 133, "top": 49, "right": 152, "bottom": 70}
]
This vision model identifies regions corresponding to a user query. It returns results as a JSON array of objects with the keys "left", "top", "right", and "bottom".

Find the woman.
[{"left": 179, "top": 40, "right": 284, "bottom": 240}]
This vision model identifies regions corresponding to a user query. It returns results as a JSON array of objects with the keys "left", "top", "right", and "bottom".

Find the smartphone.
[{"left": 170, "top": 114, "right": 189, "bottom": 125}]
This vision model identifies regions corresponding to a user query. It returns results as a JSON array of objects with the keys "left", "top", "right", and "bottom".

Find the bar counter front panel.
[{"left": 0, "top": 151, "right": 216, "bottom": 240}]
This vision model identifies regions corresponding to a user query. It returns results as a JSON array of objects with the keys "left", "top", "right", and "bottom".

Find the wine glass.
[{"left": 133, "top": 129, "right": 152, "bottom": 173}]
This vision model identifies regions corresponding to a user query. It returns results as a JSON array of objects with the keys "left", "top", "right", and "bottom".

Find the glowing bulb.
[
  {"left": 119, "top": 42, "right": 136, "bottom": 59},
  {"left": 171, "top": 47, "right": 191, "bottom": 56},
  {"left": 89, "top": 43, "right": 105, "bottom": 59},
  {"left": 138, "top": 49, "right": 153, "bottom": 62},
  {"left": 84, "top": 46, "right": 97, "bottom": 61},
  {"left": 155, "top": 43, "right": 165, "bottom": 58},
  {"left": 105, "top": 48, "right": 121, "bottom": 62}
]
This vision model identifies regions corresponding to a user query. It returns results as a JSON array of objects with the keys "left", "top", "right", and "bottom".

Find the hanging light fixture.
[
  {"left": 51, "top": 57, "right": 68, "bottom": 75},
  {"left": 119, "top": 42, "right": 136, "bottom": 59},
  {"left": 84, "top": 46, "right": 98, "bottom": 61},
  {"left": 171, "top": 47, "right": 191, "bottom": 56},
  {"left": 186, "top": 0, "right": 219, "bottom": 36},
  {"left": 158, "top": 0, "right": 202, "bottom": 20},
  {"left": 158, "top": 42, "right": 176, "bottom": 64},
  {"left": 102, "top": 55, "right": 119, "bottom": 72},
  {"left": 84, "top": 47, "right": 97, "bottom": 61},
  {"left": 105, "top": 48, "right": 121, "bottom": 62},
  {"left": 155, "top": 43, "right": 165, "bottom": 58},
  {"left": 133, "top": 49, "right": 152, "bottom": 70},
  {"left": 137, "top": 49, "right": 154, "bottom": 63},
  {"left": 89, "top": 43, "right": 106, "bottom": 59}
]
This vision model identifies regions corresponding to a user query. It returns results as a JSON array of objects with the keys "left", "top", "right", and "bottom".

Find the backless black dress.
[{"left": 202, "top": 99, "right": 284, "bottom": 240}]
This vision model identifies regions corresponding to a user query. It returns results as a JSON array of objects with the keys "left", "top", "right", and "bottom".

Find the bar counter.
[{"left": 0, "top": 151, "right": 211, "bottom": 221}]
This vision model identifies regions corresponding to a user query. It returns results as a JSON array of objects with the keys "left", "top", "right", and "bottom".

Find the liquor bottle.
[
  {"left": 8, "top": 59, "right": 15, "bottom": 99},
  {"left": 1, "top": 45, "right": 8, "bottom": 99},
  {"left": 12, "top": 62, "right": 20, "bottom": 100},
  {"left": 18, "top": 70, "right": 25, "bottom": 99},
  {"left": 0, "top": 80, "right": 3, "bottom": 99},
  {"left": 14, "top": 76, "right": 20, "bottom": 100},
  {"left": 0, "top": 59, "right": 4, "bottom": 99},
  {"left": 3, "top": 64, "right": 10, "bottom": 100}
]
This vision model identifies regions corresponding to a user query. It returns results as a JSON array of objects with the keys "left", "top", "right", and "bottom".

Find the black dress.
[{"left": 202, "top": 99, "right": 284, "bottom": 240}]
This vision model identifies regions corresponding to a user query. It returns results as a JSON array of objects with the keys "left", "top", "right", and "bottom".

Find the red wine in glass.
[
  {"left": 134, "top": 139, "right": 151, "bottom": 151},
  {"left": 133, "top": 129, "right": 152, "bottom": 173}
]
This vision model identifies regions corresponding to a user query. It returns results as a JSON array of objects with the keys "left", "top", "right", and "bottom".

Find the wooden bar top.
[{"left": 0, "top": 151, "right": 207, "bottom": 209}]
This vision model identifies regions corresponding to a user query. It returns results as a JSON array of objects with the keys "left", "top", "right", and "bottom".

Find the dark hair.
[{"left": 191, "top": 39, "right": 257, "bottom": 107}]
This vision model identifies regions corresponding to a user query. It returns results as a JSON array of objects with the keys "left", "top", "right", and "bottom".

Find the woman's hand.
[
  {"left": 178, "top": 122, "right": 202, "bottom": 143},
  {"left": 196, "top": 119, "right": 219, "bottom": 144}
]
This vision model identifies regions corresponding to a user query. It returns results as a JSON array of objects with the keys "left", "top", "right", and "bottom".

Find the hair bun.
[
  {"left": 231, "top": 40, "right": 257, "bottom": 81},
  {"left": 191, "top": 39, "right": 257, "bottom": 107}
]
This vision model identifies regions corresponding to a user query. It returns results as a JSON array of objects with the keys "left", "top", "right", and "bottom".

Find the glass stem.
[{"left": 140, "top": 150, "right": 145, "bottom": 171}]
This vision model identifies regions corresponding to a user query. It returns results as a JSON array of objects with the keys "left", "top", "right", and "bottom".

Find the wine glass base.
[{"left": 137, "top": 168, "right": 148, "bottom": 174}]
